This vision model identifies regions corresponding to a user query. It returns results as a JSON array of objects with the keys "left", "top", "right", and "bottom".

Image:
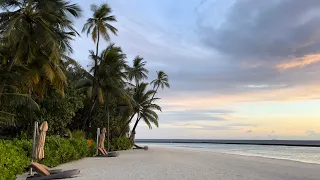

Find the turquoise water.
[{"left": 139, "top": 143, "right": 320, "bottom": 164}]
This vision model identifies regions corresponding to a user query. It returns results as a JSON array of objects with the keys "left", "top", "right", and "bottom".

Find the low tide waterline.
[{"left": 136, "top": 142, "right": 320, "bottom": 165}]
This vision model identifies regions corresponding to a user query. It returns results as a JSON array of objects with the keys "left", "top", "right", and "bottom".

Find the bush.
[
  {"left": 40, "top": 137, "right": 96, "bottom": 167},
  {"left": 0, "top": 137, "right": 96, "bottom": 180},
  {"left": 0, "top": 140, "right": 29, "bottom": 180},
  {"left": 71, "top": 130, "right": 86, "bottom": 139},
  {"left": 109, "top": 137, "right": 133, "bottom": 151}
]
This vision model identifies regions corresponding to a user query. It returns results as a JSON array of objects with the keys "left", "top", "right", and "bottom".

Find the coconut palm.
[
  {"left": 127, "top": 56, "right": 149, "bottom": 85},
  {"left": 150, "top": 71, "right": 170, "bottom": 99},
  {"left": 0, "top": 0, "right": 81, "bottom": 124},
  {"left": 76, "top": 44, "right": 130, "bottom": 131},
  {"left": 0, "top": 0, "right": 82, "bottom": 96},
  {"left": 129, "top": 82, "right": 161, "bottom": 138},
  {"left": 82, "top": 3, "right": 117, "bottom": 76}
]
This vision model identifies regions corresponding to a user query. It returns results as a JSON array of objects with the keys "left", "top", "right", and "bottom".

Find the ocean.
[{"left": 136, "top": 139, "right": 320, "bottom": 164}]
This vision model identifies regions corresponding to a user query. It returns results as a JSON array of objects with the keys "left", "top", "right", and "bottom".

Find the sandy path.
[{"left": 18, "top": 146, "right": 320, "bottom": 180}]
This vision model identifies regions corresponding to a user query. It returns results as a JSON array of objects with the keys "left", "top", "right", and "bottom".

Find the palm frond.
[
  {"left": 1, "top": 93, "right": 39, "bottom": 110},
  {"left": 76, "top": 78, "right": 93, "bottom": 89},
  {"left": 0, "top": 111, "right": 16, "bottom": 126}
]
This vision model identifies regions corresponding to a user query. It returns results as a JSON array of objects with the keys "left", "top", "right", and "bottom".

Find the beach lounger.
[
  {"left": 97, "top": 148, "right": 119, "bottom": 157},
  {"left": 39, "top": 163, "right": 62, "bottom": 174},
  {"left": 133, "top": 144, "right": 149, "bottom": 150},
  {"left": 26, "top": 162, "right": 80, "bottom": 180}
]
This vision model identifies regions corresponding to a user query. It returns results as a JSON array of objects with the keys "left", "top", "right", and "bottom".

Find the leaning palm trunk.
[
  {"left": 151, "top": 85, "right": 159, "bottom": 101},
  {"left": 118, "top": 113, "right": 136, "bottom": 137},
  {"left": 130, "top": 116, "right": 141, "bottom": 139}
]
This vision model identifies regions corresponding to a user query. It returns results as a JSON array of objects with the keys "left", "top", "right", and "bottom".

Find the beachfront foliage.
[
  {"left": 0, "top": 140, "right": 29, "bottom": 180},
  {"left": 0, "top": 137, "right": 95, "bottom": 180},
  {"left": 41, "top": 136, "right": 96, "bottom": 167},
  {"left": 0, "top": 0, "right": 169, "bottom": 152},
  {"left": 109, "top": 137, "right": 133, "bottom": 151}
]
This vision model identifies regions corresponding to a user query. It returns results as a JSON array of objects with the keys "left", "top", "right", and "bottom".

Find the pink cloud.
[{"left": 275, "top": 54, "right": 320, "bottom": 70}]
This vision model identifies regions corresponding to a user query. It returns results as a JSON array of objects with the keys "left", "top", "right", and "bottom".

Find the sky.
[{"left": 71, "top": 0, "right": 320, "bottom": 140}]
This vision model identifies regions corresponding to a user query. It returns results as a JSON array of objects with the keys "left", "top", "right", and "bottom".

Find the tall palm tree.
[
  {"left": 127, "top": 56, "right": 148, "bottom": 86},
  {"left": 82, "top": 3, "right": 117, "bottom": 76},
  {"left": 81, "top": 3, "right": 117, "bottom": 134},
  {"left": 129, "top": 82, "right": 161, "bottom": 138},
  {"left": 118, "top": 57, "right": 149, "bottom": 136},
  {"left": 150, "top": 71, "right": 170, "bottom": 99}
]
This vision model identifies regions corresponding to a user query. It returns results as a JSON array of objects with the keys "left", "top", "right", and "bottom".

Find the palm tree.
[
  {"left": 76, "top": 44, "right": 130, "bottom": 132},
  {"left": 81, "top": 3, "right": 117, "bottom": 134},
  {"left": 82, "top": 3, "right": 117, "bottom": 76},
  {"left": 129, "top": 82, "right": 161, "bottom": 139},
  {"left": 127, "top": 56, "right": 149, "bottom": 86},
  {"left": 118, "top": 57, "right": 149, "bottom": 136},
  {"left": 0, "top": 0, "right": 82, "bottom": 96},
  {"left": 0, "top": 0, "right": 81, "bottom": 124},
  {"left": 150, "top": 71, "right": 170, "bottom": 100}
]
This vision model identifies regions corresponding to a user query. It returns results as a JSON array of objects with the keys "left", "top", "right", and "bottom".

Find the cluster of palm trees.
[{"left": 0, "top": 0, "right": 169, "bottom": 139}]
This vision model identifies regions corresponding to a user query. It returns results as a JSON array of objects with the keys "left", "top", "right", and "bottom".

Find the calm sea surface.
[{"left": 136, "top": 141, "right": 320, "bottom": 164}]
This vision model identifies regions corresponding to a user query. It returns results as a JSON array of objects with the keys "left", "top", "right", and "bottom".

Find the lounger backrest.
[
  {"left": 31, "top": 162, "right": 50, "bottom": 176},
  {"left": 39, "top": 163, "right": 51, "bottom": 171}
]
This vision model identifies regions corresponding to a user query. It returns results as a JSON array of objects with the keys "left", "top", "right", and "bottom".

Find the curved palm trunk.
[
  {"left": 130, "top": 115, "right": 141, "bottom": 139},
  {"left": 151, "top": 85, "right": 159, "bottom": 100},
  {"left": 118, "top": 113, "right": 135, "bottom": 137}
]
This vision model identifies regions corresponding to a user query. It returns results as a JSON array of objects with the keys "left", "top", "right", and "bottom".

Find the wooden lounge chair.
[
  {"left": 97, "top": 148, "right": 119, "bottom": 157},
  {"left": 26, "top": 162, "right": 80, "bottom": 180},
  {"left": 39, "top": 163, "right": 62, "bottom": 174},
  {"left": 133, "top": 144, "right": 149, "bottom": 150}
]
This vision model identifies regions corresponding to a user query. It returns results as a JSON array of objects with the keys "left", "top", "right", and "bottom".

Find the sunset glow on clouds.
[
  {"left": 275, "top": 54, "right": 320, "bottom": 70},
  {"left": 72, "top": 0, "right": 320, "bottom": 139}
]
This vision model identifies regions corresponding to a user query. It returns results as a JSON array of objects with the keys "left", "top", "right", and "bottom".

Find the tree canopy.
[{"left": 0, "top": 1, "right": 170, "bottom": 142}]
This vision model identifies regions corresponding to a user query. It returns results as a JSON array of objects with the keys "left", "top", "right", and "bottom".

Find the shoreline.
[
  {"left": 136, "top": 139, "right": 320, "bottom": 147},
  {"left": 17, "top": 146, "right": 320, "bottom": 180},
  {"left": 153, "top": 145, "right": 320, "bottom": 165},
  {"left": 141, "top": 144, "right": 320, "bottom": 165}
]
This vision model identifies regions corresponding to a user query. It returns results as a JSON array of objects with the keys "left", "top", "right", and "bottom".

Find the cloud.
[
  {"left": 199, "top": 0, "right": 320, "bottom": 61},
  {"left": 155, "top": 122, "right": 253, "bottom": 131},
  {"left": 275, "top": 54, "right": 320, "bottom": 70},
  {"left": 159, "top": 109, "right": 234, "bottom": 123},
  {"left": 72, "top": 0, "right": 320, "bottom": 140},
  {"left": 160, "top": 83, "right": 320, "bottom": 110},
  {"left": 229, "top": 123, "right": 256, "bottom": 127},
  {"left": 306, "top": 130, "right": 318, "bottom": 136},
  {"left": 245, "top": 130, "right": 252, "bottom": 133}
]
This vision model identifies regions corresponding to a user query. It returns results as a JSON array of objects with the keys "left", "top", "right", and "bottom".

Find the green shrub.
[
  {"left": 0, "top": 137, "right": 96, "bottom": 179},
  {"left": 71, "top": 130, "right": 86, "bottom": 139},
  {"left": 40, "top": 137, "right": 95, "bottom": 167},
  {"left": 109, "top": 137, "right": 133, "bottom": 151},
  {"left": 0, "top": 140, "right": 29, "bottom": 180}
]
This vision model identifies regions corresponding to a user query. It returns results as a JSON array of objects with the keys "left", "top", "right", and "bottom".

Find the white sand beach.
[{"left": 18, "top": 146, "right": 320, "bottom": 180}]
